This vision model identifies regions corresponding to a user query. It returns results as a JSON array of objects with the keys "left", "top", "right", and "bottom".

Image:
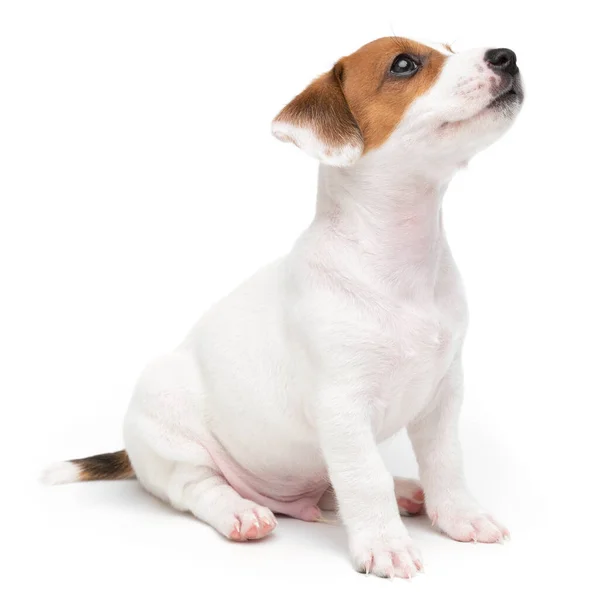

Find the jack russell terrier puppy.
[{"left": 43, "top": 36, "right": 523, "bottom": 579}]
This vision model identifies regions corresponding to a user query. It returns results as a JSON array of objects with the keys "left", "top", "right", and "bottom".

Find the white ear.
[{"left": 272, "top": 66, "right": 363, "bottom": 167}]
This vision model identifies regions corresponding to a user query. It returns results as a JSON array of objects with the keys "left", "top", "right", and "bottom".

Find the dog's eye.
[{"left": 390, "top": 54, "right": 420, "bottom": 77}]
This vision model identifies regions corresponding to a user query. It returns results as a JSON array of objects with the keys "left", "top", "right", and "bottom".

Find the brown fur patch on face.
[
  {"left": 337, "top": 37, "right": 447, "bottom": 153},
  {"left": 442, "top": 42, "right": 456, "bottom": 54},
  {"left": 73, "top": 450, "right": 133, "bottom": 481}
]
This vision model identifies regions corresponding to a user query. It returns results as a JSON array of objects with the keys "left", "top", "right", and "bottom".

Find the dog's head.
[{"left": 272, "top": 37, "right": 523, "bottom": 169}]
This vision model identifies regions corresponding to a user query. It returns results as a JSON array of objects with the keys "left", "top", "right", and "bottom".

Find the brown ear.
[{"left": 272, "top": 64, "right": 363, "bottom": 166}]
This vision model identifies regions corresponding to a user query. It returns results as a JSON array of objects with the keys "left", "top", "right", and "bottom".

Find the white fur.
[
  {"left": 271, "top": 120, "right": 362, "bottom": 167},
  {"left": 41, "top": 461, "right": 81, "bottom": 485},
  {"left": 120, "top": 44, "right": 521, "bottom": 578},
  {"left": 411, "top": 38, "right": 455, "bottom": 56}
]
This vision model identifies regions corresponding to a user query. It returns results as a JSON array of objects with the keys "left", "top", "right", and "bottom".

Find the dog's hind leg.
[
  {"left": 393, "top": 477, "right": 425, "bottom": 516},
  {"left": 166, "top": 461, "right": 277, "bottom": 540},
  {"left": 123, "top": 352, "right": 277, "bottom": 541}
]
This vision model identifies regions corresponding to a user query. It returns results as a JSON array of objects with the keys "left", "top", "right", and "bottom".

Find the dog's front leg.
[
  {"left": 316, "top": 383, "right": 423, "bottom": 578},
  {"left": 408, "top": 357, "right": 510, "bottom": 543}
]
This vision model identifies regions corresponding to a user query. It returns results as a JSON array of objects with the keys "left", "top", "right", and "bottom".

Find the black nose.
[{"left": 485, "top": 48, "right": 518, "bottom": 76}]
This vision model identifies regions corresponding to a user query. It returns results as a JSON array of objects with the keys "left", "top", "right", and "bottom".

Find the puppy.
[{"left": 43, "top": 37, "right": 523, "bottom": 578}]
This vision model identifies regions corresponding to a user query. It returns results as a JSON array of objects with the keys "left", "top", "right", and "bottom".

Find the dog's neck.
[{"left": 315, "top": 159, "right": 457, "bottom": 296}]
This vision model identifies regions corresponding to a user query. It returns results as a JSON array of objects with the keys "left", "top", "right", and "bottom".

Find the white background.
[{"left": 1, "top": 1, "right": 598, "bottom": 598}]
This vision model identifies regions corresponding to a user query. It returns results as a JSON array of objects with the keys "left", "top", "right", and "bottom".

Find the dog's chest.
[{"left": 369, "top": 294, "right": 467, "bottom": 439}]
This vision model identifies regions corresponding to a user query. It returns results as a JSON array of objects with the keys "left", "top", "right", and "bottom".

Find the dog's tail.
[{"left": 40, "top": 449, "right": 134, "bottom": 485}]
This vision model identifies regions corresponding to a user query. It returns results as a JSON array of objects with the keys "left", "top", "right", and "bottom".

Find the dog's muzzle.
[{"left": 485, "top": 48, "right": 523, "bottom": 107}]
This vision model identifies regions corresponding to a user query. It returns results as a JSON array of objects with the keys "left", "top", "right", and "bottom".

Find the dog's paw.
[
  {"left": 430, "top": 503, "right": 509, "bottom": 543},
  {"left": 224, "top": 504, "right": 277, "bottom": 541},
  {"left": 393, "top": 477, "right": 425, "bottom": 516},
  {"left": 350, "top": 531, "right": 423, "bottom": 579}
]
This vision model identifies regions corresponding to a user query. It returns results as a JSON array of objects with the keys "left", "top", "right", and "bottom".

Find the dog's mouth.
[
  {"left": 487, "top": 81, "right": 522, "bottom": 109},
  {"left": 440, "top": 76, "right": 523, "bottom": 131}
]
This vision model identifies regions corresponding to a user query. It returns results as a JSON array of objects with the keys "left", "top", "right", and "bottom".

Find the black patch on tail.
[{"left": 72, "top": 450, "right": 134, "bottom": 481}]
